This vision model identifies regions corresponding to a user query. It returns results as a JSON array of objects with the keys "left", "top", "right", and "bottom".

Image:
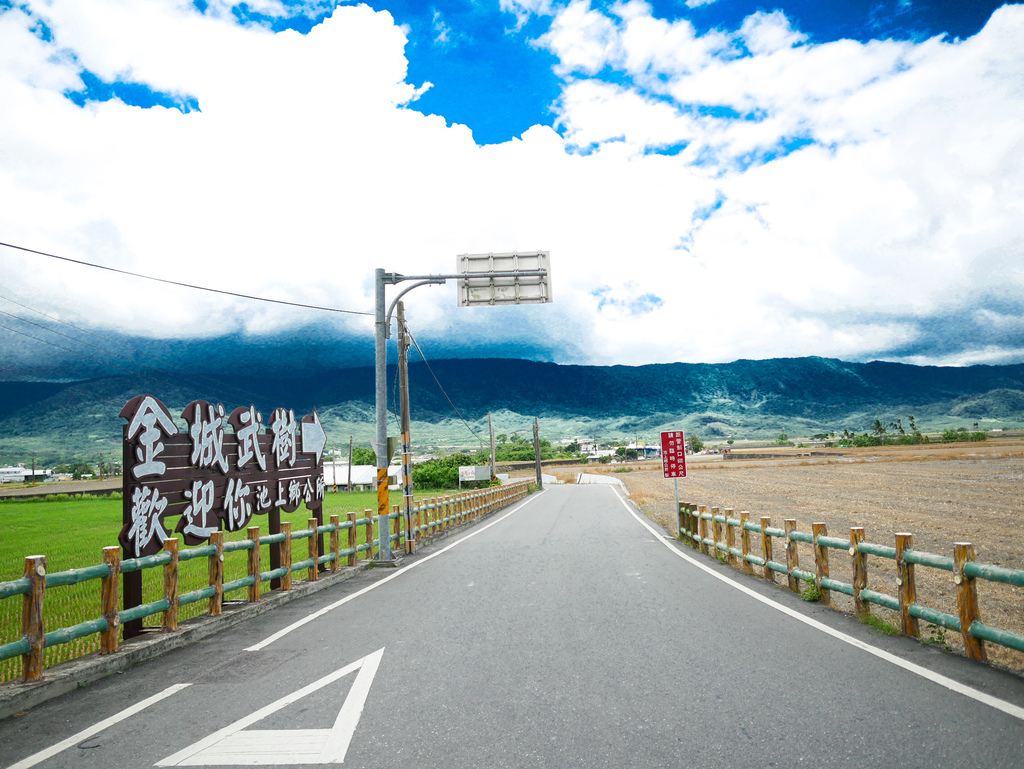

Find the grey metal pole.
[{"left": 374, "top": 268, "right": 391, "bottom": 560}]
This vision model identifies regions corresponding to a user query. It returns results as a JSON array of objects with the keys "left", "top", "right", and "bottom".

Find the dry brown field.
[{"left": 542, "top": 440, "right": 1024, "bottom": 674}]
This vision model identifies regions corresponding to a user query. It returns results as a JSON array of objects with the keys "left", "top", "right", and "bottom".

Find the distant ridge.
[{"left": 2, "top": 356, "right": 1023, "bottom": 463}]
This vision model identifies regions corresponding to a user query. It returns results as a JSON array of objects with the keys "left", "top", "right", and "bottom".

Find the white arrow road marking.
[
  {"left": 156, "top": 648, "right": 384, "bottom": 766},
  {"left": 4, "top": 684, "right": 191, "bottom": 769}
]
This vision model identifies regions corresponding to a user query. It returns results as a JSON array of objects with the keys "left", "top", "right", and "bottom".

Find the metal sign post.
[{"left": 373, "top": 253, "right": 551, "bottom": 559}]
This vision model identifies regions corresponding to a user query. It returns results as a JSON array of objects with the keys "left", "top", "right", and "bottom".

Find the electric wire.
[
  {"left": 0, "top": 366, "right": 52, "bottom": 383},
  {"left": 0, "top": 294, "right": 280, "bottom": 407},
  {"left": 0, "top": 321, "right": 145, "bottom": 377},
  {"left": 0, "top": 240, "right": 373, "bottom": 316},
  {"left": 406, "top": 329, "right": 485, "bottom": 449}
]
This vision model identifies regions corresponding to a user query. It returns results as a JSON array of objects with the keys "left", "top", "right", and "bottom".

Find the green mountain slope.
[{"left": 2, "top": 357, "right": 1023, "bottom": 464}]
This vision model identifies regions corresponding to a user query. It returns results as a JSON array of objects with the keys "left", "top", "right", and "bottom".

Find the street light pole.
[
  {"left": 373, "top": 257, "right": 551, "bottom": 559},
  {"left": 374, "top": 268, "right": 391, "bottom": 559}
]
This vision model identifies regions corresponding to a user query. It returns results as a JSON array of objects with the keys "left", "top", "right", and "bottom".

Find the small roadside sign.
[{"left": 661, "top": 431, "right": 687, "bottom": 478}]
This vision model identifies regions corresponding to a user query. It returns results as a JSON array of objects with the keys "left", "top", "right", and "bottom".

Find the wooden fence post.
[
  {"left": 711, "top": 507, "right": 722, "bottom": 558},
  {"left": 724, "top": 509, "right": 736, "bottom": 566},
  {"left": 740, "top": 512, "right": 752, "bottom": 575},
  {"left": 954, "top": 542, "right": 987, "bottom": 661},
  {"left": 676, "top": 502, "right": 685, "bottom": 540},
  {"left": 690, "top": 505, "right": 700, "bottom": 548},
  {"left": 895, "top": 533, "right": 918, "bottom": 637},
  {"left": 364, "top": 510, "right": 374, "bottom": 558},
  {"left": 784, "top": 519, "right": 799, "bottom": 592},
  {"left": 850, "top": 527, "right": 867, "bottom": 616},
  {"left": 812, "top": 523, "right": 830, "bottom": 607},
  {"left": 698, "top": 506, "right": 710, "bottom": 555},
  {"left": 101, "top": 547, "right": 120, "bottom": 653},
  {"left": 329, "top": 515, "right": 340, "bottom": 573},
  {"left": 281, "top": 522, "right": 293, "bottom": 590},
  {"left": 22, "top": 555, "right": 46, "bottom": 682},
  {"left": 208, "top": 532, "right": 224, "bottom": 617},
  {"left": 307, "top": 518, "right": 319, "bottom": 582},
  {"left": 247, "top": 526, "right": 261, "bottom": 602},
  {"left": 347, "top": 512, "right": 358, "bottom": 566},
  {"left": 162, "top": 538, "right": 179, "bottom": 632},
  {"left": 760, "top": 517, "right": 774, "bottom": 583}
]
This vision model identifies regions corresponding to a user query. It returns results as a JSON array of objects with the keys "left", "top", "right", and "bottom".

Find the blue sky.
[{"left": 1, "top": 0, "right": 1022, "bottom": 380}]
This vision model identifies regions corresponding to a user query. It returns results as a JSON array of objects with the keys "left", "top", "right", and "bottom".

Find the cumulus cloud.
[{"left": 1, "top": 0, "right": 1022, "bottom": 379}]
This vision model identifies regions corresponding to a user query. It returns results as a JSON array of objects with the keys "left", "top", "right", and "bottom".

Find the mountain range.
[{"left": 2, "top": 356, "right": 1023, "bottom": 465}]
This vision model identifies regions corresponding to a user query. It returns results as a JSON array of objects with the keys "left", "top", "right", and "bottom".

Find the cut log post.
[
  {"left": 698, "top": 506, "right": 709, "bottom": 556},
  {"left": 812, "top": 523, "right": 831, "bottom": 607},
  {"left": 740, "top": 512, "right": 752, "bottom": 575},
  {"left": 760, "top": 517, "right": 774, "bottom": 583},
  {"left": 281, "top": 522, "right": 293, "bottom": 590},
  {"left": 162, "top": 538, "right": 179, "bottom": 632},
  {"left": 208, "top": 531, "right": 224, "bottom": 617},
  {"left": 850, "top": 527, "right": 868, "bottom": 616},
  {"left": 364, "top": 510, "right": 374, "bottom": 558},
  {"left": 784, "top": 519, "right": 799, "bottom": 592},
  {"left": 954, "top": 542, "right": 987, "bottom": 661},
  {"left": 329, "top": 515, "right": 340, "bottom": 573},
  {"left": 711, "top": 506, "right": 722, "bottom": 558},
  {"left": 347, "top": 512, "right": 358, "bottom": 566},
  {"left": 725, "top": 509, "right": 736, "bottom": 567},
  {"left": 307, "top": 518, "right": 319, "bottom": 582},
  {"left": 22, "top": 555, "right": 46, "bottom": 682},
  {"left": 247, "top": 526, "right": 261, "bottom": 602},
  {"left": 895, "top": 533, "right": 918, "bottom": 637},
  {"left": 101, "top": 546, "right": 120, "bottom": 653}
]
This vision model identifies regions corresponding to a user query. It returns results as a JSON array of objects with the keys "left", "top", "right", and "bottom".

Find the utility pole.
[
  {"left": 533, "top": 417, "right": 543, "bottom": 490},
  {"left": 488, "top": 412, "right": 496, "bottom": 480},
  {"left": 347, "top": 435, "right": 353, "bottom": 493},
  {"left": 397, "top": 301, "right": 415, "bottom": 554}
]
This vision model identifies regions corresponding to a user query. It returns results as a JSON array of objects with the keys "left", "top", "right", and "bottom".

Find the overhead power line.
[
  {"left": 0, "top": 293, "right": 276, "bottom": 406},
  {"left": 406, "top": 328, "right": 485, "bottom": 448},
  {"left": 0, "top": 240, "right": 373, "bottom": 316}
]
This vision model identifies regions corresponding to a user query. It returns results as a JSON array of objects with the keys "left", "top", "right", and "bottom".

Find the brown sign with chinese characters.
[{"left": 119, "top": 394, "right": 327, "bottom": 557}]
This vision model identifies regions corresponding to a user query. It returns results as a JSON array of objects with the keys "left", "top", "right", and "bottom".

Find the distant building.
[
  {"left": 323, "top": 463, "right": 401, "bottom": 491},
  {"left": 0, "top": 464, "right": 51, "bottom": 483}
]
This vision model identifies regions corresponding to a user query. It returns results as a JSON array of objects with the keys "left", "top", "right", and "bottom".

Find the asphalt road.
[{"left": 2, "top": 485, "right": 1023, "bottom": 768}]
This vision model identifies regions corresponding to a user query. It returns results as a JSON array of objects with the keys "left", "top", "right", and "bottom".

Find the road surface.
[{"left": 2, "top": 485, "right": 1023, "bottom": 768}]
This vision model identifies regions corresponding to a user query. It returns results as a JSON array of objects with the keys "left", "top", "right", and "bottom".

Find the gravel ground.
[{"left": 545, "top": 440, "right": 1024, "bottom": 674}]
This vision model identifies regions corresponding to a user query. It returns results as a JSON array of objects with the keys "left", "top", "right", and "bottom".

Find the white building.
[{"left": 0, "top": 464, "right": 51, "bottom": 483}]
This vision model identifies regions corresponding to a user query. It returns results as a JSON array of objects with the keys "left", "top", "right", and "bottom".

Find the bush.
[{"left": 412, "top": 453, "right": 486, "bottom": 490}]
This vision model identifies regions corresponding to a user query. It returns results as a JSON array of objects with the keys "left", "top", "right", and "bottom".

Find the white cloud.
[{"left": 1, "top": 1, "right": 1023, "bottom": 376}]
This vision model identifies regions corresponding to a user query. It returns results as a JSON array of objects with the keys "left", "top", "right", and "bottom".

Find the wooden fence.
[
  {"left": 0, "top": 482, "right": 531, "bottom": 683},
  {"left": 677, "top": 502, "right": 1024, "bottom": 662}
]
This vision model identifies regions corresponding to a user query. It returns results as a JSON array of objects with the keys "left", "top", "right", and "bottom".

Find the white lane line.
[
  {"left": 613, "top": 488, "right": 1024, "bottom": 723},
  {"left": 4, "top": 683, "right": 191, "bottom": 769},
  {"left": 245, "top": 489, "right": 546, "bottom": 651}
]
